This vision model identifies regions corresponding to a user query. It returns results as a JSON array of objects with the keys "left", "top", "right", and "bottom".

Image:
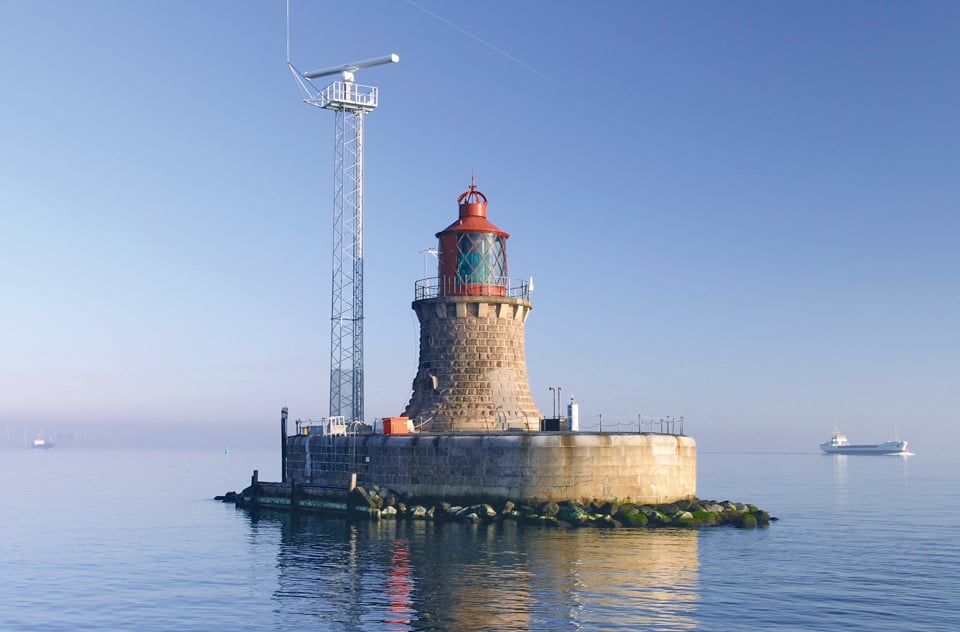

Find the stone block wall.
[
  {"left": 286, "top": 432, "right": 697, "bottom": 505},
  {"left": 402, "top": 296, "right": 541, "bottom": 431}
]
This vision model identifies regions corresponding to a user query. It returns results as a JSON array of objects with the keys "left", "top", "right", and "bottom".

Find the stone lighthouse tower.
[{"left": 403, "top": 181, "right": 541, "bottom": 431}]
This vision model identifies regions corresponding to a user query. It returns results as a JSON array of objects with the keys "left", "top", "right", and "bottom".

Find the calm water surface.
[{"left": 2, "top": 448, "right": 958, "bottom": 630}]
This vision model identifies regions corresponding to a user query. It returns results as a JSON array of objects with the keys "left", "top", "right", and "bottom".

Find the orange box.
[{"left": 382, "top": 416, "right": 410, "bottom": 435}]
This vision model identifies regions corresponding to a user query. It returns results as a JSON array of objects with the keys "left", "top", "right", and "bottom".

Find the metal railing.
[
  {"left": 397, "top": 414, "right": 686, "bottom": 436},
  {"left": 639, "top": 416, "right": 686, "bottom": 436},
  {"left": 296, "top": 417, "right": 373, "bottom": 437},
  {"left": 414, "top": 276, "right": 531, "bottom": 301},
  {"left": 581, "top": 415, "right": 687, "bottom": 435},
  {"left": 312, "top": 81, "right": 379, "bottom": 112}
]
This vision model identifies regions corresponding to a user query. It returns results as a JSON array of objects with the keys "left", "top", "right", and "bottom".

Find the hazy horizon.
[{"left": 4, "top": 417, "right": 920, "bottom": 456}]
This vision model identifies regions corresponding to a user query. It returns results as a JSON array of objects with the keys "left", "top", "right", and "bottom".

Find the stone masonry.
[
  {"left": 286, "top": 432, "right": 697, "bottom": 505},
  {"left": 402, "top": 295, "right": 541, "bottom": 431}
]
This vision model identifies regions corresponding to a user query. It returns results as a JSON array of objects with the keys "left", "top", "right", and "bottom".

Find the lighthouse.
[{"left": 403, "top": 181, "right": 541, "bottom": 431}]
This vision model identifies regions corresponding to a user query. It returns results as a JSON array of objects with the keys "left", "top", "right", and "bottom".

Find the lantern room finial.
[{"left": 458, "top": 177, "right": 488, "bottom": 211}]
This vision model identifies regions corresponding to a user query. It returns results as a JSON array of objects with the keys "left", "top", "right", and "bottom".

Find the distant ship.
[
  {"left": 31, "top": 438, "right": 54, "bottom": 450},
  {"left": 820, "top": 429, "right": 908, "bottom": 455}
]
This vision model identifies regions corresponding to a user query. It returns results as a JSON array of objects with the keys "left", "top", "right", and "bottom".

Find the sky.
[{"left": 1, "top": 1, "right": 957, "bottom": 453}]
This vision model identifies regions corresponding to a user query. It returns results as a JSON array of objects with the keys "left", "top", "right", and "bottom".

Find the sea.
[{"left": 3, "top": 447, "right": 959, "bottom": 631}]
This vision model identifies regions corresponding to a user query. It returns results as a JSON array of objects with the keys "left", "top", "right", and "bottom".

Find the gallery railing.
[{"left": 414, "top": 276, "right": 531, "bottom": 301}]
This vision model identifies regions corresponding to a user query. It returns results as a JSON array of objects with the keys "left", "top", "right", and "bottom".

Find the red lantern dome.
[{"left": 435, "top": 180, "right": 509, "bottom": 297}]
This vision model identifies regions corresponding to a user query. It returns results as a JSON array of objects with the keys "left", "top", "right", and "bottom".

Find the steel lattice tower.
[{"left": 289, "top": 54, "right": 398, "bottom": 422}]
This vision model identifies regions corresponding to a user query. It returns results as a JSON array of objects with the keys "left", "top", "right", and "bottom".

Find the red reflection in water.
[{"left": 385, "top": 538, "right": 414, "bottom": 627}]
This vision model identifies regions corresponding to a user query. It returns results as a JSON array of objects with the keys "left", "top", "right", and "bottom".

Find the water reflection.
[
  {"left": 830, "top": 451, "right": 914, "bottom": 514},
  {"left": 530, "top": 528, "right": 700, "bottom": 630},
  {"left": 832, "top": 454, "right": 848, "bottom": 509},
  {"left": 248, "top": 511, "right": 701, "bottom": 630},
  {"left": 385, "top": 538, "right": 414, "bottom": 627}
]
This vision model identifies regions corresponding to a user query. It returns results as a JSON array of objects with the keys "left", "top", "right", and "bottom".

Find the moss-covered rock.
[
  {"left": 557, "top": 504, "right": 590, "bottom": 526},
  {"left": 640, "top": 507, "right": 672, "bottom": 526},
  {"left": 539, "top": 502, "right": 561, "bottom": 518},
  {"left": 616, "top": 502, "right": 638, "bottom": 517},
  {"left": 658, "top": 503, "right": 679, "bottom": 516},
  {"left": 618, "top": 511, "right": 649, "bottom": 528},
  {"left": 537, "top": 515, "right": 563, "bottom": 528},
  {"left": 229, "top": 484, "right": 777, "bottom": 532},
  {"left": 591, "top": 501, "right": 618, "bottom": 516},
  {"left": 592, "top": 515, "right": 620, "bottom": 529}
]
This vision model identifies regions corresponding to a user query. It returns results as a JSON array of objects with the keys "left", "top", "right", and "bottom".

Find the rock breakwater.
[{"left": 219, "top": 483, "right": 775, "bottom": 529}]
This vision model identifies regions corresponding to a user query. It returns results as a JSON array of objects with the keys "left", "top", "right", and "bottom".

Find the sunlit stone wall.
[
  {"left": 286, "top": 433, "right": 697, "bottom": 505},
  {"left": 402, "top": 296, "right": 541, "bottom": 432}
]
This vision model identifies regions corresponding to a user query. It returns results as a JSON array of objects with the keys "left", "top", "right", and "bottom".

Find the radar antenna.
[{"left": 286, "top": 1, "right": 399, "bottom": 423}]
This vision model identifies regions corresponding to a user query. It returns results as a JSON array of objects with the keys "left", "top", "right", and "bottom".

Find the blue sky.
[{"left": 1, "top": 1, "right": 957, "bottom": 453}]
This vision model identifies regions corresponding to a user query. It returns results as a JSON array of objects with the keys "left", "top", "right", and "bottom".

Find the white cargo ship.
[{"left": 820, "top": 430, "right": 908, "bottom": 455}]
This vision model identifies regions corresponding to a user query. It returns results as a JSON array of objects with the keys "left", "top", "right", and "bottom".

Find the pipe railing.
[
  {"left": 315, "top": 81, "right": 378, "bottom": 111},
  {"left": 392, "top": 415, "right": 686, "bottom": 436},
  {"left": 639, "top": 416, "right": 685, "bottom": 436},
  {"left": 414, "top": 276, "right": 531, "bottom": 301},
  {"left": 580, "top": 415, "right": 686, "bottom": 435}
]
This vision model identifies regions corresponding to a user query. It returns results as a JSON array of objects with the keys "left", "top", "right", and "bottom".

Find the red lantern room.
[{"left": 436, "top": 180, "right": 509, "bottom": 297}]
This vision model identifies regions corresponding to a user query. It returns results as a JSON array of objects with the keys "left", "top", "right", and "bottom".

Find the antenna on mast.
[
  {"left": 286, "top": 2, "right": 399, "bottom": 424},
  {"left": 304, "top": 54, "right": 399, "bottom": 81}
]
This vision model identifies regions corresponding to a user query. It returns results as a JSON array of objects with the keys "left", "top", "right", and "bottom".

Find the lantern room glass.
[{"left": 456, "top": 233, "right": 506, "bottom": 285}]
